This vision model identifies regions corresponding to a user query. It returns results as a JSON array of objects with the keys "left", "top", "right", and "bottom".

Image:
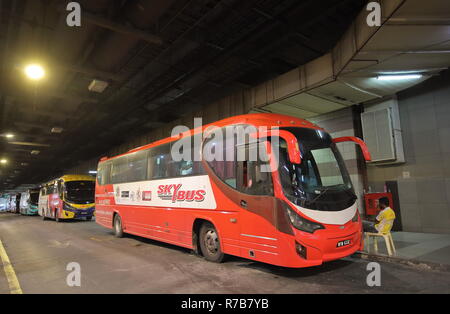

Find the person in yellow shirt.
[{"left": 363, "top": 197, "right": 396, "bottom": 234}]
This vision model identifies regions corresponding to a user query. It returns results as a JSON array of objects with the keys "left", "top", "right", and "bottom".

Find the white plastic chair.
[{"left": 365, "top": 219, "right": 396, "bottom": 256}]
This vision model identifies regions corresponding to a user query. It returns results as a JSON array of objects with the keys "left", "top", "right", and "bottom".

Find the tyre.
[
  {"left": 55, "top": 209, "right": 60, "bottom": 222},
  {"left": 113, "top": 214, "right": 124, "bottom": 238},
  {"left": 199, "top": 222, "right": 225, "bottom": 263},
  {"left": 86, "top": 216, "right": 92, "bottom": 221}
]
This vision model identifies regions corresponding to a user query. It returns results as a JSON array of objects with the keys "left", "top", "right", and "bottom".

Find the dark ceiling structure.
[{"left": 0, "top": 0, "right": 367, "bottom": 190}]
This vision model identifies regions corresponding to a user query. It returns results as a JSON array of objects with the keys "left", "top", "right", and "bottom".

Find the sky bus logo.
[{"left": 157, "top": 184, "right": 206, "bottom": 203}]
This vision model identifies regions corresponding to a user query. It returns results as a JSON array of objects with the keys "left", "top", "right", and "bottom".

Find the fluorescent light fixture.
[
  {"left": 5, "top": 133, "right": 14, "bottom": 138},
  {"left": 88, "top": 79, "right": 109, "bottom": 93},
  {"left": 25, "top": 64, "right": 45, "bottom": 80},
  {"left": 0, "top": 159, "right": 7, "bottom": 164},
  {"left": 376, "top": 74, "right": 423, "bottom": 81},
  {"left": 88, "top": 170, "right": 97, "bottom": 174},
  {"left": 51, "top": 127, "right": 64, "bottom": 134}
]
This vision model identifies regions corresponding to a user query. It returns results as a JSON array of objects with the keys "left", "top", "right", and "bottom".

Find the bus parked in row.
[
  {"left": 19, "top": 188, "right": 40, "bottom": 215},
  {"left": 38, "top": 175, "right": 96, "bottom": 222},
  {"left": 95, "top": 113, "right": 371, "bottom": 268},
  {"left": 8, "top": 194, "right": 20, "bottom": 214}
]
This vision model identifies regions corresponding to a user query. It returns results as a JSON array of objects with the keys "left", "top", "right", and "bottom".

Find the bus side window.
[
  {"left": 148, "top": 144, "right": 171, "bottom": 179},
  {"left": 57, "top": 180, "right": 63, "bottom": 198},
  {"left": 204, "top": 129, "right": 237, "bottom": 188},
  {"left": 192, "top": 136, "right": 206, "bottom": 175},
  {"left": 237, "top": 143, "right": 273, "bottom": 196},
  {"left": 111, "top": 156, "right": 129, "bottom": 184},
  {"left": 128, "top": 150, "right": 148, "bottom": 182},
  {"left": 97, "top": 162, "right": 112, "bottom": 186},
  {"left": 46, "top": 183, "right": 54, "bottom": 195}
]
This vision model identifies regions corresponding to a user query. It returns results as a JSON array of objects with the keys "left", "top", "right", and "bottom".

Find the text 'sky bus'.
[
  {"left": 95, "top": 113, "right": 371, "bottom": 268},
  {"left": 20, "top": 188, "right": 40, "bottom": 215},
  {"left": 38, "top": 175, "right": 96, "bottom": 222}
]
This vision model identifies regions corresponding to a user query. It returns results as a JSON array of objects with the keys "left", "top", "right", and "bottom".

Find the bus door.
[{"left": 235, "top": 142, "right": 279, "bottom": 259}]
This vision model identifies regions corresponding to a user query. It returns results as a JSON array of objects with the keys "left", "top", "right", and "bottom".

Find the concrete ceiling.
[
  {"left": 0, "top": 0, "right": 367, "bottom": 191},
  {"left": 261, "top": 0, "right": 450, "bottom": 118}
]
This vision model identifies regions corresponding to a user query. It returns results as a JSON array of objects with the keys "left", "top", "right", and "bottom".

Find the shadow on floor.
[{"left": 122, "top": 232, "right": 353, "bottom": 278}]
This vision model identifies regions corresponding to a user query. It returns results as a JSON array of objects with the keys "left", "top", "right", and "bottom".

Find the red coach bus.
[{"left": 95, "top": 113, "right": 371, "bottom": 268}]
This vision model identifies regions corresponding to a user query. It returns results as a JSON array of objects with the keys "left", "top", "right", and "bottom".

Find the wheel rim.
[{"left": 204, "top": 229, "right": 219, "bottom": 255}]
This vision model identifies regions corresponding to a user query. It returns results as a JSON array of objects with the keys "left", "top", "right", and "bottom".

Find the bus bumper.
[
  {"left": 278, "top": 221, "right": 363, "bottom": 268},
  {"left": 27, "top": 207, "right": 39, "bottom": 215},
  {"left": 62, "top": 208, "right": 95, "bottom": 219}
]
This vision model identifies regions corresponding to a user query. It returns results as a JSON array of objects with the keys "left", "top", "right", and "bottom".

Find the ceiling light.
[
  {"left": 51, "top": 127, "right": 64, "bottom": 134},
  {"left": 30, "top": 150, "right": 40, "bottom": 155},
  {"left": 0, "top": 159, "right": 7, "bottom": 164},
  {"left": 25, "top": 64, "right": 45, "bottom": 80},
  {"left": 4, "top": 133, "right": 14, "bottom": 138},
  {"left": 376, "top": 74, "right": 423, "bottom": 81},
  {"left": 88, "top": 170, "right": 97, "bottom": 174},
  {"left": 88, "top": 79, "right": 109, "bottom": 93}
]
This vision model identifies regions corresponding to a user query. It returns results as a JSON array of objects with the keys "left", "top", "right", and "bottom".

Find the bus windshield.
[
  {"left": 64, "top": 181, "right": 95, "bottom": 204},
  {"left": 30, "top": 191, "right": 39, "bottom": 205},
  {"left": 277, "top": 127, "right": 356, "bottom": 212}
]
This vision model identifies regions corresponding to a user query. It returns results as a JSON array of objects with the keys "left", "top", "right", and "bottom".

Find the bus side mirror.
[
  {"left": 333, "top": 136, "right": 371, "bottom": 161},
  {"left": 250, "top": 130, "right": 301, "bottom": 164}
]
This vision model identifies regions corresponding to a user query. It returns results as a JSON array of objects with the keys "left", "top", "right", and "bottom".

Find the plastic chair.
[{"left": 365, "top": 219, "right": 396, "bottom": 256}]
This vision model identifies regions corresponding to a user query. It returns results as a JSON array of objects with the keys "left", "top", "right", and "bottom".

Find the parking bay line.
[{"left": 0, "top": 239, "right": 23, "bottom": 294}]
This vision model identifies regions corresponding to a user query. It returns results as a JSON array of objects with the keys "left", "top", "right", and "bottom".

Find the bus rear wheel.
[
  {"left": 199, "top": 222, "right": 224, "bottom": 263},
  {"left": 55, "top": 209, "right": 60, "bottom": 222},
  {"left": 113, "top": 215, "right": 124, "bottom": 238}
]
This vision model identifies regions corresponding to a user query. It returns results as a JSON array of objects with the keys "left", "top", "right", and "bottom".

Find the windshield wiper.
[{"left": 309, "top": 187, "right": 331, "bottom": 204}]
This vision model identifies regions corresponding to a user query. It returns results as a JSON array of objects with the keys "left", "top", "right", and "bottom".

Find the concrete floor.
[
  {"left": 0, "top": 213, "right": 449, "bottom": 294},
  {"left": 364, "top": 231, "right": 450, "bottom": 265}
]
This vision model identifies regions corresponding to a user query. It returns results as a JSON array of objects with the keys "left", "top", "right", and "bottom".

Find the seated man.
[{"left": 363, "top": 197, "right": 396, "bottom": 234}]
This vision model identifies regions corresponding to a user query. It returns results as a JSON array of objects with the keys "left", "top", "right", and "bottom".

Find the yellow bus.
[{"left": 38, "top": 175, "right": 96, "bottom": 222}]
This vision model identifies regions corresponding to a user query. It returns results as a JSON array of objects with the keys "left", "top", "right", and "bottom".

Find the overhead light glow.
[
  {"left": 89, "top": 171, "right": 97, "bottom": 174},
  {"left": 5, "top": 133, "right": 14, "bottom": 138},
  {"left": 0, "top": 159, "right": 7, "bottom": 164},
  {"left": 25, "top": 64, "right": 45, "bottom": 80},
  {"left": 376, "top": 74, "right": 423, "bottom": 81}
]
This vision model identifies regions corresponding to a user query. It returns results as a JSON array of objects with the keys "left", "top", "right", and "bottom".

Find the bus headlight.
[{"left": 286, "top": 208, "right": 324, "bottom": 233}]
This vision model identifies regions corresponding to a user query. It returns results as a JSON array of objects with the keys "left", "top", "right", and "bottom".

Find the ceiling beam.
[
  {"left": 0, "top": 87, "right": 99, "bottom": 104},
  {"left": 8, "top": 141, "right": 51, "bottom": 147},
  {"left": 55, "top": 63, "right": 124, "bottom": 82},
  {"left": 82, "top": 12, "right": 163, "bottom": 45}
]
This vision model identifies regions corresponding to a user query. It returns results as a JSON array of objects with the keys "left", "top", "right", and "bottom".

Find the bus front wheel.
[
  {"left": 113, "top": 215, "right": 124, "bottom": 238},
  {"left": 55, "top": 209, "right": 60, "bottom": 222},
  {"left": 199, "top": 222, "right": 224, "bottom": 263}
]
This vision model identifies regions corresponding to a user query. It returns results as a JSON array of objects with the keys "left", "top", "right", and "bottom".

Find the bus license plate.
[{"left": 337, "top": 239, "right": 351, "bottom": 248}]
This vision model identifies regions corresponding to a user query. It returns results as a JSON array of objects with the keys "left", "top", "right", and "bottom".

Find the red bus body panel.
[{"left": 95, "top": 113, "right": 364, "bottom": 268}]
